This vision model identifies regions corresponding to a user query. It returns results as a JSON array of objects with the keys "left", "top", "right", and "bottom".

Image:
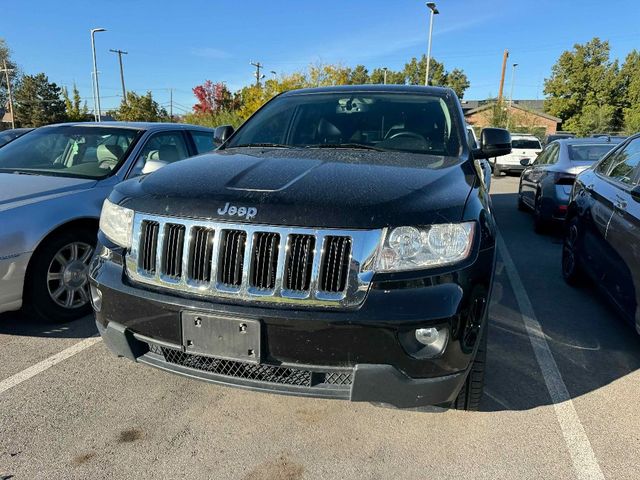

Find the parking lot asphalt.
[{"left": 1, "top": 176, "right": 640, "bottom": 480}]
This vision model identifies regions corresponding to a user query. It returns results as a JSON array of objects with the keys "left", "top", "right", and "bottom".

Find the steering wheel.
[
  {"left": 389, "top": 131, "right": 425, "bottom": 141},
  {"left": 98, "top": 160, "right": 117, "bottom": 170}
]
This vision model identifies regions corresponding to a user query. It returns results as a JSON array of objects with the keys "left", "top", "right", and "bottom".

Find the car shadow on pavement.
[
  {"left": 480, "top": 190, "right": 640, "bottom": 411},
  {"left": 0, "top": 311, "right": 98, "bottom": 339}
]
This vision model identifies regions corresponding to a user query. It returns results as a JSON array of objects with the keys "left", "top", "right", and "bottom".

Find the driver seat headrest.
[{"left": 97, "top": 144, "right": 124, "bottom": 164}]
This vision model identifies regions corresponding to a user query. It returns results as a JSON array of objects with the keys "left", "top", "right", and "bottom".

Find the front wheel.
[
  {"left": 452, "top": 326, "right": 487, "bottom": 411},
  {"left": 562, "top": 217, "right": 585, "bottom": 286},
  {"left": 24, "top": 229, "right": 96, "bottom": 323}
]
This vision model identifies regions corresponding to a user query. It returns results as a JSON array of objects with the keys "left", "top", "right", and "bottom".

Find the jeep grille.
[{"left": 126, "top": 213, "right": 383, "bottom": 309}]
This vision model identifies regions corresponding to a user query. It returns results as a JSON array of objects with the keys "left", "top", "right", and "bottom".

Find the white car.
[{"left": 492, "top": 133, "right": 542, "bottom": 177}]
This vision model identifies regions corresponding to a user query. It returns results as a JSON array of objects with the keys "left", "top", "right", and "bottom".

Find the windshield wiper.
[
  {"left": 228, "top": 143, "right": 292, "bottom": 149},
  {"left": 304, "top": 143, "right": 386, "bottom": 152}
]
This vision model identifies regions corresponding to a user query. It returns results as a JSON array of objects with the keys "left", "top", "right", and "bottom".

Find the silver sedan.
[
  {"left": 518, "top": 137, "right": 623, "bottom": 232},
  {"left": 0, "top": 122, "right": 214, "bottom": 322}
]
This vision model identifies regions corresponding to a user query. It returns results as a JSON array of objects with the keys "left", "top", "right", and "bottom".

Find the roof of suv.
[{"left": 279, "top": 84, "right": 455, "bottom": 97}]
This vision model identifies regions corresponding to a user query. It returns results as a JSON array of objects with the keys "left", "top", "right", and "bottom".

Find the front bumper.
[
  {"left": 97, "top": 319, "right": 469, "bottom": 408},
  {"left": 0, "top": 251, "right": 30, "bottom": 314},
  {"left": 90, "top": 243, "right": 494, "bottom": 408}
]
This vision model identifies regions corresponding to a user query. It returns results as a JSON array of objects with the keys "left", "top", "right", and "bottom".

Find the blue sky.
[{"left": 4, "top": 0, "right": 639, "bottom": 114}]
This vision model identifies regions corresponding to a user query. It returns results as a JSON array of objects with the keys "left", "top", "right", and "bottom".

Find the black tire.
[
  {"left": 24, "top": 228, "right": 96, "bottom": 323},
  {"left": 562, "top": 217, "right": 585, "bottom": 286},
  {"left": 452, "top": 326, "right": 487, "bottom": 411},
  {"left": 533, "top": 193, "right": 548, "bottom": 234}
]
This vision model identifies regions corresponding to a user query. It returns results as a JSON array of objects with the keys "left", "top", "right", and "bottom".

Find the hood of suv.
[
  {"left": 0, "top": 173, "right": 97, "bottom": 211},
  {"left": 112, "top": 149, "right": 475, "bottom": 229}
]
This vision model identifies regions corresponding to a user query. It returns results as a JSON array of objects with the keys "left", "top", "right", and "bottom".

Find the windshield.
[
  {"left": 226, "top": 92, "right": 462, "bottom": 157},
  {"left": 0, "top": 126, "right": 141, "bottom": 179},
  {"left": 512, "top": 138, "right": 542, "bottom": 150},
  {"left": 568, "top": 143, "right": 617, "bottom": 162},
  {"left": 0, "top": 129, "right": 28, "bottom": 148}
]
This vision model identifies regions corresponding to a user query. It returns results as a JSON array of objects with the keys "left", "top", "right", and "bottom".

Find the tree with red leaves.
[{"left": 192, "top": 80, "right": 233, "bottom": 113}]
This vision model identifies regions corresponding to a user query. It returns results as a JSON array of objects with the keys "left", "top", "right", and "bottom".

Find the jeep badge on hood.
[{"left": 217, "top": 202, "right": 257, "bottom": 220}]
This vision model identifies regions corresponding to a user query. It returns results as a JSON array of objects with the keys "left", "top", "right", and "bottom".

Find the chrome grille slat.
[{"left": 127, "top": 213, "right": 383, "bottom": 309}]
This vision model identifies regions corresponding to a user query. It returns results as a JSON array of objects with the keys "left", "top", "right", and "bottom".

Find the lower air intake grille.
[
  {"left": 219, "top": 230, "right": 246, "bottom": 286},
  {"left": 151, "top": 345, "right": 353, "bottom": 387},
  {"left": 284, "top": 234, "right": 315, "bottom": 291},
  {"left": 250, "top": 232, "right": 280, "bottom": 289},
  {"left": 162, "top": 224, "right": 186, "bottom": 278},
  {"left": 139, "top": 221, "right": 159, "bottom": 273},
  {"left": 319, "top": 236, "right": 352, "bottom": 292}
]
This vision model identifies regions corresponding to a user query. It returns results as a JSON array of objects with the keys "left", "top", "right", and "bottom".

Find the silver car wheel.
[{"left": 46, "top": 241, "right": 94, "bottom": 309}]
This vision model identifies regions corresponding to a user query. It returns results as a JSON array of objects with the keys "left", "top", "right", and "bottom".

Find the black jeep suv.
[{"left": 90, "top": 85, "right": 511, "bottom": 410}]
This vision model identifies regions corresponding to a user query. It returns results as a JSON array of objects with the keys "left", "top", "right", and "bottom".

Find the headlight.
[
  {"left": 99, "top": 199, "right": 134, "bottom": 248},
  {"left": 376, "top": 222, "right": 475, "bottom": 272}
]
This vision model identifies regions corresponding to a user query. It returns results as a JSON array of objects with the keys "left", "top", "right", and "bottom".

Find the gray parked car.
[
  {"left": 0, "top": 122, "right": 215, "bottom": 322},
  {"left": 518, "top": 137, "right": 624, "bottom": 232}
]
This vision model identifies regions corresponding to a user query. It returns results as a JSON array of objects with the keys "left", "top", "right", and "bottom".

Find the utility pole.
[
  {"left": 1, "top": 60, "right": 15, "bottom": 128},
  {"left": 383, "top": 67, "right": 388, "bottom": 85},
  {"left": 169, "top": 88, "right": 173, "bottom": 121},
  {"left": 497, "top": 49, "right": 509, "bottom": 101},
  {"left": 250, "top": 61, "right": 264, "bottom": 87},
  {"left": 109, "top": 48, "right": 128, "bottom": 103}
]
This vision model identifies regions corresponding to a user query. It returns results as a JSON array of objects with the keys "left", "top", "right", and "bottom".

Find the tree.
[
  {"left": 14, "top": 73, "right": 66, "bottom": 127},
  {"left": 62, "top": 83, "right": 89, "bottom": 121},
  {"left": 544, "top": 38, "right": 621, "bottom": 134},
  {"left": 115, "top": 91, "right": 168, "bottom": 122},
  {"left": 192, "top": 80, "right": 234, "bottom": 114},
  {"left": 349, "top": 65, "right": 369, "bottom": 85},
  {"left": 0, "top": 38, "right": 20, "bottom": 111},
  {"left": 445, "top": 68, "right": 471, "bottom": 98},
  {"left": 619, "top": 50, "right": 640, "bottom": 134}
]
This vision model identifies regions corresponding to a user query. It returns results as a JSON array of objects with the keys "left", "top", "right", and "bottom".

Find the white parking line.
[
  {"left": 497, "top": 234, "right": 604, "bottom": 480},
  {"left": 0, "top": 337, "right": 102, "bottom": 395}
]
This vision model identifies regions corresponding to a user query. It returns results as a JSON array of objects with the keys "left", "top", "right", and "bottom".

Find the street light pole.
[
  {"left": 383, "top": 67, "right": 388, "bottom": 85},
  {"left": 425, "top": 2, "right": 439, "bottom": 86},
  {"left": 90, "top": 28, "right": 106, "bottom": 121},
  {"left": 509, "top": 63, "right": 518, "bottom": 107}
]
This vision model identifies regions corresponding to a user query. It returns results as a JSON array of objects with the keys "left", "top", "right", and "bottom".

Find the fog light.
[
  {"left": 415, "top": 327, "right": 439, "bottom": 345},
  {"left": 399, "top": 326, "right": 449, "bottom": 359},
  {"left": 90, "top": 285, "right": 102, "bottom": 312}
]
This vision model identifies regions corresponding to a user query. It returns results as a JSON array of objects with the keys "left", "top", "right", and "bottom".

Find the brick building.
[{"left": 463, "top": 101, "right": 561, "bottom": 137}]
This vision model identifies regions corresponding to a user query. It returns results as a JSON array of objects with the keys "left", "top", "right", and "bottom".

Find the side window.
[
  {"left": 191, "top": 131, "right": 215, "bottom": 154},
  {"left": 546, "top": 144, "right": 560, "bottom": 165},
  {"left": 129, "top": 132, "right": 189, "bottom": 177},
  {"left": 605, "top": 138, "right": 640, "bottom": 186}
]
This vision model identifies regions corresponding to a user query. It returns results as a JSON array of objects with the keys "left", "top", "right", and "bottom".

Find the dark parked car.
[
  {"left": 543, "top": 131, "right": 574, "bottom": 145},
  {"left": 0, "top": 128, "right": 33, "bottom": 147},
  {"left": 518, "top": 137, "right": 623, "bottom": 232},
  {"left": 0, "top": 122, "right": 214, "bottom": 322},
  {"left": 562, "top": 134, "right": 640, "bottom": 334},
  {"left": 90, "top": 85, "right": 511, "bottom": 410}
]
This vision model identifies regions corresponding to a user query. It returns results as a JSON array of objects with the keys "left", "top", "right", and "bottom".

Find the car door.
[
  {"left": 127, "top": 130, "right": 192, "bottom": 178},
  {"left": 599, "top": 137, "right": 640, "bottom": 325},
  {"left": 580, "top": 142, "right": 631, "bottom": 303}
]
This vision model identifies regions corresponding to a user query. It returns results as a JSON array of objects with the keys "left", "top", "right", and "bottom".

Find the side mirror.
[
  {"left": 214, "top": 125, "right": 235, "bottom": 146},
  {"left": 473, "top": 128, "right": 511, "bottom": 159},
  {"left": 520, "top": 158, "right": 532, "bottom": 166}
]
